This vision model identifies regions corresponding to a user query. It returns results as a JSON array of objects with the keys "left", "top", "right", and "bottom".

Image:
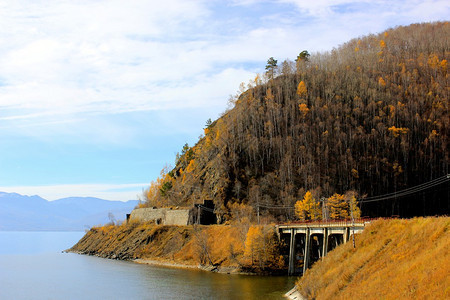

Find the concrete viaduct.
[{"left": 277, "top": 220, "right": 372, "bottom": 275}]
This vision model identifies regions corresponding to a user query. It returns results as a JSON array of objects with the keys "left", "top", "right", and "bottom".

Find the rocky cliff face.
[{"left": 68, "top": 221, "right": 286, "bottom": 274}]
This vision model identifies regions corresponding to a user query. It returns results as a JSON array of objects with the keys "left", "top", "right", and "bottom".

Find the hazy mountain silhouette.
[{"left": 0, "top": 192, "right": 138, "bottom": 231}]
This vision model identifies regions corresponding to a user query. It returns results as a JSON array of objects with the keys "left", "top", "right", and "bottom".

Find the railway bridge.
[{"left": 277, "top": 220, "right": 372, "bottom": 275}]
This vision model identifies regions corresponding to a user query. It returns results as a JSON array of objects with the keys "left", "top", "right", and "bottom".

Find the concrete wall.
[
  {"left": 129, "top": 208, "right": 166, "bottom": 223},
  {"left": 129, "top": 207, "right": 190, "bottom": 225},
  {"left": 165, "top": 210, "right": 190, "bottom": 226}
]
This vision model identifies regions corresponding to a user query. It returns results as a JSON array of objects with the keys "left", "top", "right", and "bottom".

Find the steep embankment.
[
  {"left": 68, "top": 221, "right": 285, "bottom": 274},
  {"left": 295, "top": 217, "right": 449, "bottom": 299}
]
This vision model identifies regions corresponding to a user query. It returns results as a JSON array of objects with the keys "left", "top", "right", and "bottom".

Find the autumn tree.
[
  {"left": 244, "top": 225, "right": 284, "bottom": 269},
  {"left": 296, "top": 81, "right": 307, "bottom": 97},
  {"left": 193, "top": 225, "right": 213, "bottom": 266},
  {"left": 228, "top": 202, "right": 253, "bottom": 223},
  {"left": 327, "top": 193, "right": 350, "bottom": 220},
  {"left": 295, "top": 191, "right": 322, "bottom": 221},
  {"left": 244, "top": 225, "right": 261, "bottom": 265}
]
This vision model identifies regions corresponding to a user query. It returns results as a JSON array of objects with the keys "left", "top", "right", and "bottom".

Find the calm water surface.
[{"left": 0, "top": 231, "right": 295, "bottom": 299}]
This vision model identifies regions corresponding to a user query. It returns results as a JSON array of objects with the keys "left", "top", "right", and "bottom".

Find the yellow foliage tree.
[
  {"left": 295, "top": 191, "right": 322, "bottom": 221},
  {"left": 244, "top": 225, "right": 284, "bottom": 269},
  {"left": 327, "top": 193, "right": 348, "bottom": 220},
  {"left": 427, "top": 54, "right": 439, "bottom": 69},
  {"left": 244, "top": 225, "right": 262, "bottom": 265},
  {"left": 186, "top": 159, "right": 196, "bottom": 173},
  {"left": 144, "top": 180, "right": 161, "bottom": 207},
  {"left": 388, "top": 126, "right": 409, "bottom": 137},
  {"left": 143, "top": 165, "right": 176, "bottom": 207},
  {"left": 297, "top": 81, "right": 307, "bottom": 97},
  {"left": 440, "top": 59, "right": 447, "bottom": 71},
  {"left": 298, "top": 103, "right": 310, "bottom": 117}
]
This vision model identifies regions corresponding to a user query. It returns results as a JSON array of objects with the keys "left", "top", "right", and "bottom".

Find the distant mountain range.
[{"left": 0, "top": 192, "right": 139, "bottom": 231}]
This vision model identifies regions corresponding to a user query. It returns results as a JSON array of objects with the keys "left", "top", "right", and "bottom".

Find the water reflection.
[
  {"left": 0, "top": 232, "right": 295, "bottom": 299},
  {"left": 136, "top": 264, "right": 295, "bottom": 299}
]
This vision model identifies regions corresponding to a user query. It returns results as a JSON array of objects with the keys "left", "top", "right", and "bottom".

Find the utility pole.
[
  {"left": 321, "top": 197, "right": 328, "bottom": 221},
  {"left": 350, "top": 198, "right": 356, "bottom": 248}
]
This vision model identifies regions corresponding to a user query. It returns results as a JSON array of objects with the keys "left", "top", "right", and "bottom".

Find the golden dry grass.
[{"left": 296, "top": 217, "right": 450, "bottom": 299}]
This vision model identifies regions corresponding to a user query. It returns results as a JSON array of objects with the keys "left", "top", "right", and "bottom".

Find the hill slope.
[
  {"left": 143, "top": 22, "right": 449, "bottom": 220},
  {"left": 295, "top": 217, "right": 449, "bottom": 299},
  {"left": 0, "top": 192, "right": 138, "bottom": 231}
]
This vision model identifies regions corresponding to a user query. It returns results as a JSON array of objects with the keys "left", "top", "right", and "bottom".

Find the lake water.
[{"left": 0, "top": 231, "right": 295, "bottom": 299}]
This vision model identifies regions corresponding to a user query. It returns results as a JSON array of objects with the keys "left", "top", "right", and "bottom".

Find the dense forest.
[{"left": 143, "top": 22, "right": 449, "bottom": 221}]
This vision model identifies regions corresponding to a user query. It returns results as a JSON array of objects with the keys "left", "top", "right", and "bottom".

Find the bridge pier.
[
  {"left": 322, "top": 228, "right": 328, "bottom": 258},
  {"left": 343, "top": 227, "right": 348, "bottom": 244},
  {"left": 303, "top": 228, "right": 310, "bottom": 275},
  {"left": 288, "top": 229, "right": 296, "bottom": 276}
]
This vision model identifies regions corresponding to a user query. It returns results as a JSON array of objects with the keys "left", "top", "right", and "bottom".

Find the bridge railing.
[{"left": 277, "top": 217, "right": 390, "bottom": 227}]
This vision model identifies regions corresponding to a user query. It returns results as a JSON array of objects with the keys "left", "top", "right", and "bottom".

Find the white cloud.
[
  {"left": 0, "top": 0, "right": 448, "bottom": 145},
  {"left": 0, "top": 1, "right": 213, "bottom": 115},
  {"left": 281, "top": 0, "right": 449, "bottom": 23},
  {"left": 0, "top": 183, "right": 148, "bottom": 201},
  {"left": 0, "top": 0, "right": 448, "bottom": 199}
]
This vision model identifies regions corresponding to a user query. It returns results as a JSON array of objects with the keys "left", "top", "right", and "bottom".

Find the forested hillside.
[{"left": 143, "top": 22, "right": 449, "bottom": 220}]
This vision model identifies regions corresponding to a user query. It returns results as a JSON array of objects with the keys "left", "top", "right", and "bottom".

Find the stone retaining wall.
[
  {"left": 165, "top": 210, "right": 190, "bottom": 225},
  {"left": 129, "top": 207, "right": 190, "bottom": 225}
]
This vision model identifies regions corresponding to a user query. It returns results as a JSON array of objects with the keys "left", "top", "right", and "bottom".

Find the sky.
[{"left": 0, "top": 0, "right": 448, "bottom": 201}]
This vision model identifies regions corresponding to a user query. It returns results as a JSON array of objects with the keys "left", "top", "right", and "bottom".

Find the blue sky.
[{"left": 0, "top": 0, "right": 448, "bottom": 201}]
